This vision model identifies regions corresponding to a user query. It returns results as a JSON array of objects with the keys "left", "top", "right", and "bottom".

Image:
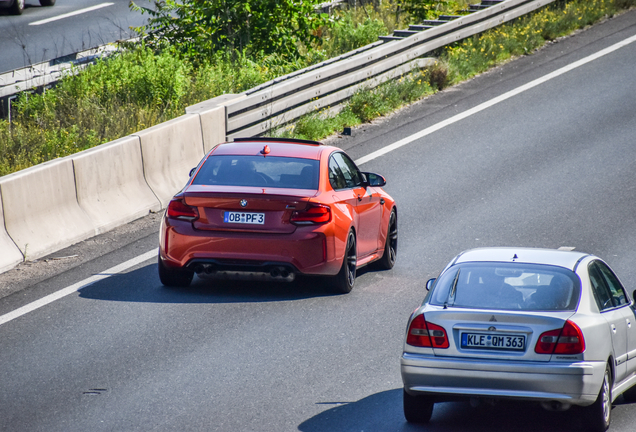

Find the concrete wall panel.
[
  {"left": 73, "top": 136, "right": 162, "bottom": 234},
  {"left": 0, "top": 189, "right": 24, "bottom": 273},
  {"left": 136, "top": 114, "right": 205, "bottom": 206},
  {"left": 197, "top": 106, "right": 226, "bottom": 153},
  {"left": 1, "top": 158, "right": 96, "bottom": 260}
]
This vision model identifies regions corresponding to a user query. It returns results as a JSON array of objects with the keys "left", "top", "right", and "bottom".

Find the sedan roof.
[
  {"left": 453, "top": 247, "right": 591, "bottom": 271},
  {"left": 212, "top": 141, "right": 326, "bottom": 159}
]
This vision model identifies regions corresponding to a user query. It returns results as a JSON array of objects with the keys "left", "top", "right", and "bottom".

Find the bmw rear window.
[
  {"left": 429, "top": 262, "right": 581, "bottom": 311},
  {"left": 192, "top": 156, "right": 319, "bottom": 189}
]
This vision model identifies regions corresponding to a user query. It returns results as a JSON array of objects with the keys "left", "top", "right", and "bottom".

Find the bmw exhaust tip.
[{"left": 204, "top": 265, "right": 216, "bottom": 275}]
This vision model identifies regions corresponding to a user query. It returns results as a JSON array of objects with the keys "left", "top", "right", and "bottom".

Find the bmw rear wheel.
[
  {"left": 158, "top": 254, "right": 194, "bottom": 287},
  {"left": 584, "top": 364, "right": 611, "bottom": 432},
  {"left": 332, "top": 231, "right": 356, "bottom": 294},
  {"left": 403, "top": 389, "right": 434, "bottom": 424},
  {"left": 376, "top": 208, "right": 397, "bottom": 270}
]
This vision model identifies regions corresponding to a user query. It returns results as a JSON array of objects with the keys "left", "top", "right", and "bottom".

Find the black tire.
[
  {"left": 584, "top": 364, "right": 611, "bottom": 432},
  {"left": 376, "top": 208, "right": 397, "bottom": 270},
  {"left": 403, "top": 388, "right": 434, "bottom": 424},
  {"left": 158, "top": 255, "right": 194, "bottom": 287},
  {"left": 331, "top": 231, "right": 356, "bottom": 294},
  {"left": 10, "top": 0, "right": 25, "bottom": 15},
  {"left": 39, "top": 0, "right": 55, "bottom": 6}
]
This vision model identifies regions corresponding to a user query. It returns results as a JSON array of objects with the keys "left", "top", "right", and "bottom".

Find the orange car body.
[{"left": 158, "top": 138, "right": 397, "bottom": 289}]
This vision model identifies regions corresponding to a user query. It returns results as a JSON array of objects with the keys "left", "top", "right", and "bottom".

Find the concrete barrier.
[
  {"left": 135, "top": 114, "right": 206, "bottom": 206},
  {"left": 0, "top": 158, "right": 96, "bottom": 261},
  {"left": 0, "top": 190, "right": 24, "bottom": 272},
  {"left": 73, "top": 136, "right": 162, "bottom": 234},
  {"left": 186, "top": 94, "right": 240, "bottom": 152}
]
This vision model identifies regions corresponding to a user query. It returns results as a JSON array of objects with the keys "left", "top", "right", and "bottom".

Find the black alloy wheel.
[
  {"left": 376, "top": 209, "right": 397, "bottom": 270},
  {"left": 332, "top": 231, "right": 357, "bottom": 294}
]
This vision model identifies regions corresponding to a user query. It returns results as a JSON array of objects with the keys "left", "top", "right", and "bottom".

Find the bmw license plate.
[
  {"left": 224, "top": 211, "right": 265, "bottom": 224},
  {"left": 461, "top": 333, "right": 525, "bottom": 351}
]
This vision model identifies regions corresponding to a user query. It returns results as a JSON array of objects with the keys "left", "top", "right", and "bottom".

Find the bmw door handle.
[
  {"left": 611, "top": 324, "right": 617, "bottom": 333},
  {"left": 627, "top": 319, "right": 632, "bottom": 328},
  {"left": 357, "top": 194, "right": 362, "bottom": 201}
]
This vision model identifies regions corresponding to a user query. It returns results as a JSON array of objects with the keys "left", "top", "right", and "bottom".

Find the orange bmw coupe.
[{"left": 158, "top": 137, "right": 397, "bottom": 293}]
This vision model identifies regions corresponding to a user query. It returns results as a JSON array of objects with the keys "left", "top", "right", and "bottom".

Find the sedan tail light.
[
  {"left": 167, "top": 199, "right": 199, "bottom": 221},
  {"left": 290, "top": 203, "right": 331, "bottom": 225},
  {"left": 406, "top": 314, "right": 449, "bottom": 349},
  {"left": 535, "top": 320, "right": 585, "bottom": 354}
]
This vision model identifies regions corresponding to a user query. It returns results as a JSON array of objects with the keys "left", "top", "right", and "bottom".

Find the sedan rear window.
[
  {"left": 429, "top": 263, "right": 581, "bottom": 311},
  {"left": 192, "top": 156, "right": 319, "bottom": 189}
]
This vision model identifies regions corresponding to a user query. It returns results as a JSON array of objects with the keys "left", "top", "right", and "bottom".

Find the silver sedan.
[{"left": 401, "top": 247, "right": 636, "bottom": 432}]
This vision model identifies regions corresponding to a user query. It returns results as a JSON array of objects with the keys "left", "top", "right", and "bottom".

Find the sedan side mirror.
[
  {"left": 426, "top": 278, "right": 436, "bottom": 291},
  {"left": 189, "top": 167, "right": 197, "bottom": 177},
  {"left": 363, "top": 172, "right": 386, "bottom": 187}
]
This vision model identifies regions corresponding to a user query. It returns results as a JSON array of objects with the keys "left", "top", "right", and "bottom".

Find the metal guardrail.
[
  {"left": 0, "top": 42, "right": 129, "bottom": 119},
  {"left": 217, "top": 0, "right": 556, "bottom": 139},
  {"left": 2, "top": 0, "right": 556, "bottom": 130}
]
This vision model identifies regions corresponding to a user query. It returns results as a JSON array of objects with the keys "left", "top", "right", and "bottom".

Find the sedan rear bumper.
[{"left": 401, "top": 352, "right": 606, "bottom": 406}]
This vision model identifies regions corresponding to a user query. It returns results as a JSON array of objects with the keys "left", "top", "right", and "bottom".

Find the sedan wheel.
[
  {"left": 584, "top": 365, "right": 611, "bottom": 432},
  {"left": 158, "top": 254, "right": 194, "bottom": 287},
  {"left": 376, "top": 209, "right": 397, "bottom": 270},
  {"left": 332, "top": 231, "right": 356, "bottom": 294},
  {"left": 403, "top": 389, "right": 434, "bottom": 424}
]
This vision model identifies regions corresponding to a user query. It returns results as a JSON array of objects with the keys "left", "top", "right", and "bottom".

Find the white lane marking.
[
  {"left": 29, "top": 2, "right": 114, "bottom": 26},
  {"left": 355, "top": 33, "right": 636, "bottom": 166},
  {"left": 558, "top": 247, "right": 576, "bottom": 251},
  {"left": 0, "top": 248, "right": 157, "bottom": 326},
  {"left": 2, "top": 34, "right": 636, "bottom": 326}
]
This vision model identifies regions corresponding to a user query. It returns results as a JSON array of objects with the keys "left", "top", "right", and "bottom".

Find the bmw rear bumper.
[
  {"left": 160, "top": 218, "right": 342, "bottom": 276},
  {"left": 401, "top": 352, "right": 606, "bottom": 406}
]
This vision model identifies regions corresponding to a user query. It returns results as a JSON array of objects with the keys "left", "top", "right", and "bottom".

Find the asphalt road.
[
  {"left": 0, "top": 0, "right": 145, "bottom": 73},
  {"left": 1, "top": 9, "right": 636, "bottom": 432}
]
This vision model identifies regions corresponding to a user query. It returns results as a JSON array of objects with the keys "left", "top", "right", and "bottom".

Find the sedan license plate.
[
  {"left": 461, "top": 333, "right": 525, "bottom": 351},
  {"left": 224, "top": 211, "right": 265, "bottom": 225}
]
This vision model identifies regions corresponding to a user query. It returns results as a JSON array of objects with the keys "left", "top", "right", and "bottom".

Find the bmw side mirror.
[
  {"left": 426, "top": 278, "right": 436, "bottom": 291},
  {"left": 189, "top": 167, "right": 196, "bottom": 177},
  {"left": 363, "top": 172, "right": 386, "bottom": 187}
]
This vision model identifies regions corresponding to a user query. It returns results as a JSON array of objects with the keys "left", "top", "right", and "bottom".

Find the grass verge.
[{"left": 0, "top": 0, "right": 634, "bottom": 176}]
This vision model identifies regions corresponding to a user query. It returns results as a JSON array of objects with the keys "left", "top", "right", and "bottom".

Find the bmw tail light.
[
  {"left": 167, "top": 199, "right": 199, "bottom": 221},
  {"left": 406, "top": 314, "right": 449, "bottom": 349},
  {"left": 535, "top": 320, "right": 585, "bottom": 354},
  {"left": 290, "top": 203, "right": 331, "bottom": 225}
]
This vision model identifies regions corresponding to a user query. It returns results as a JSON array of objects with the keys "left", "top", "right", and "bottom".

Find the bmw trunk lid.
[{"left": 183, "top": 186, "right": 318, "bottom": 233}]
